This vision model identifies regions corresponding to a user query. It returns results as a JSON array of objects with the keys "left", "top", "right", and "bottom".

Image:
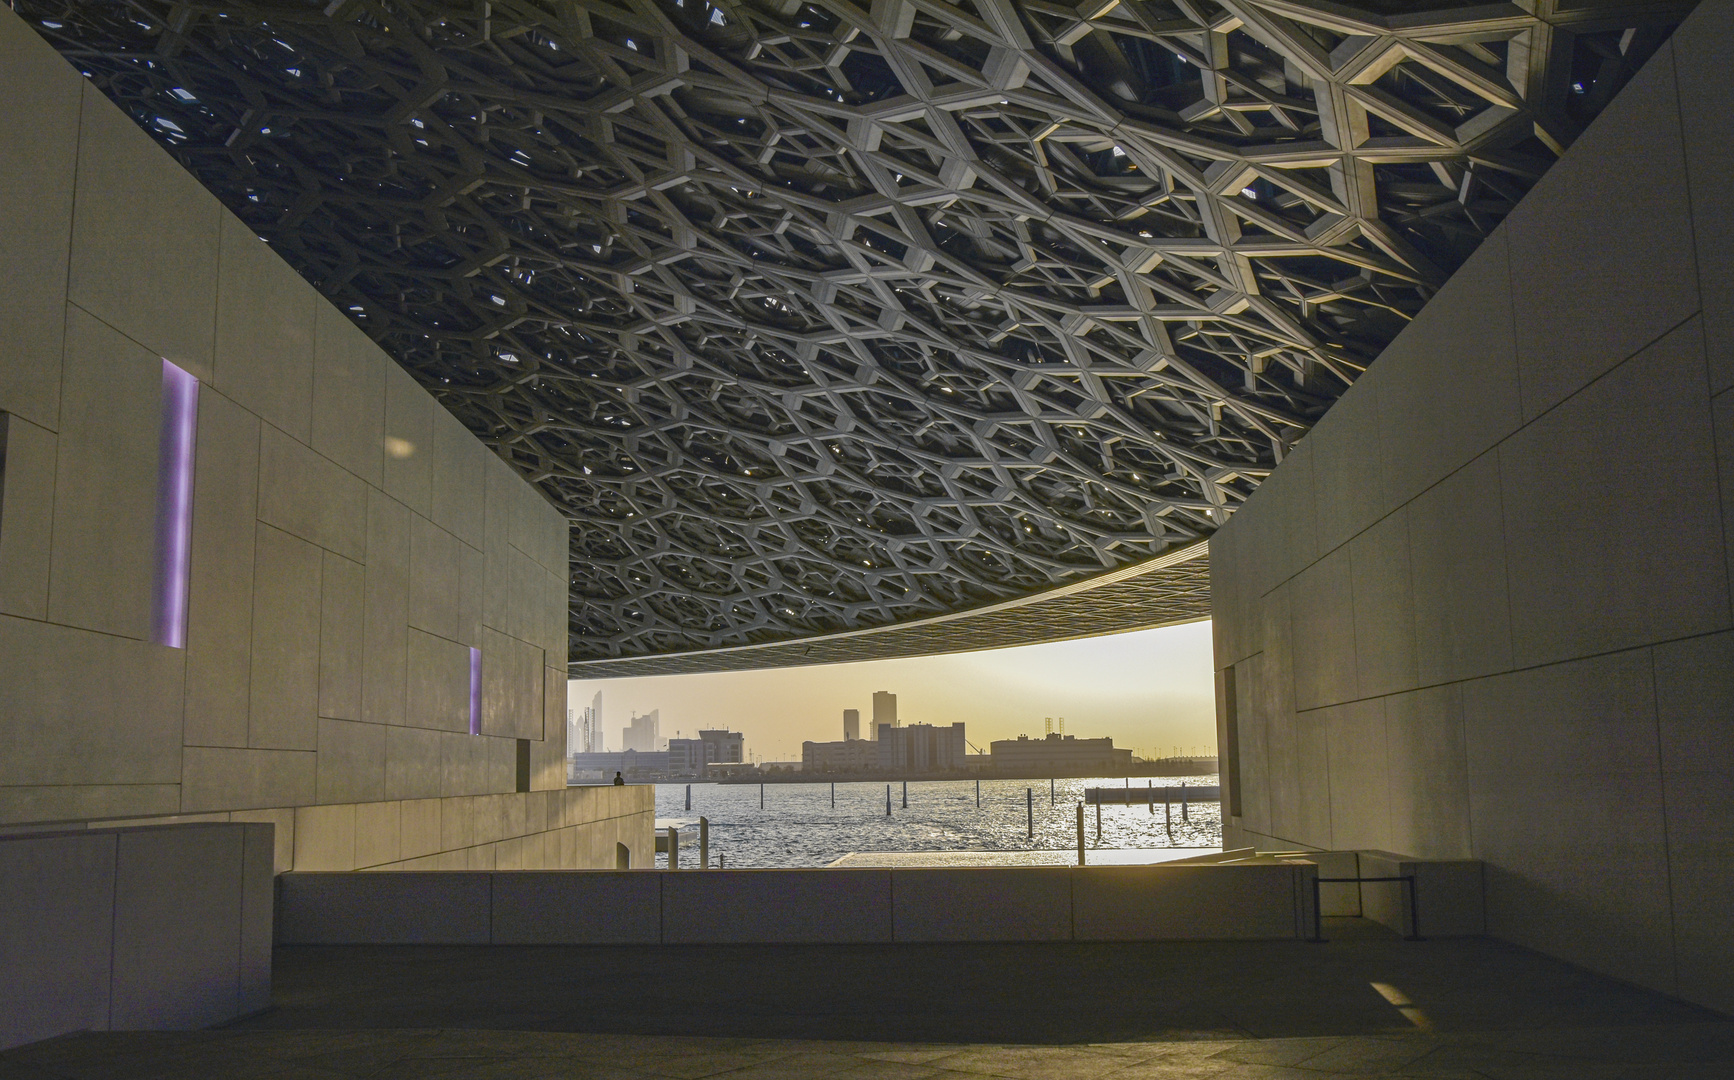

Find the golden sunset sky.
[{"left": 570, "top": 619, "right": 1216, "bottom": 763}]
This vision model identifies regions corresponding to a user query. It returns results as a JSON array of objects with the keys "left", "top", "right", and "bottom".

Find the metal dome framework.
[{"left": 24, "top": 0, "right": 1688, "bottom": 666}]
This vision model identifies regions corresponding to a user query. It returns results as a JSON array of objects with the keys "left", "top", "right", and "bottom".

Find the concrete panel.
[
  {"left": 1295, "top": 708, "right": 1333, "bottom": 848},
  {"left": 319, "top": 552, "right": 364, "bottom": 720},
  {"left": 1073, "top": 865, "right": 1304, "bottom": 940},
  {"left": 1463, "top": 650, "right": 1675, "bottom": 994},
  {"left": 1348, "top": 510, "right": 1415, "bottom": 699},
  {"left": 230, "top": 807, "right": 296, "bottom": 875},
  {"left": 1257, "top": 588, "right": 1301, "bottom": 841},
  {"left": 317, "top": 717, "right": 385, "bottom": 805},
  {"left": 490, "top": 872, "right": 661, "bottom": 943},
  {"left": 294, "top": 803, "right": 356, "bottom": 871},
  {"left": 407, "top": 627, "right": 471, "bottom": 733},
  {"left": 1259, "top": 439, "right": 1318, "bottom": 595},
  {"left": 311, "top": 304, "right": 386, "bottom": 487},
  {"left": 1209, "top": 530, "right": 1243, "bottom": 671},
  {"left": 238, "top": 823, "right": 274, "bottom": 1015},
  {"left": 482, "top": 628, "right": 544, "bottom": 740},
  {"left": 400, "top": 798, "right": 442, "bottom": 859},
  {"left": 458, "top": 541, "right": 484, "bottom": 649},
  {"left": 47, "top": 312, "right": 157, "bottom": 640},
  {"left": 0, "top": 416, "right": 56, "bottom": 618},
  {"left": 180, "top": 746, "right": 315, "bottom": 812},
  {"left": 1507, "top": 42, "right": 1696, "bottom": 420},
  {"left": 354, "top": 799, "right": 400, "bottom": 868},
  {"left": 0, "top": 785, "right": 180, "bottom": 828},
  {"left": 1718, "top": 390, "right": 1734, "bottom": 607},
  {"left": 183, "top": 390, "right": 260, "bottom": 748},
  {"left": 0, "top": 7, "right": 80, "bottom": 430},
  {"left": 1231, "top": 653, "right": 1271, "bottom": 834},
  {"left": 439, "top": 733, "right": 487, "bottom": 800},
  {"left": 111, "top": 826, "right": 245, "bottom": 1029},
  {"left": 430, "top": 409, "right": 486, "bottom": 549},
  {"left": 1289, "top": 545, "right": 1356, "bottom": 712},
  {"left": 663, "top": 870, "right": 892, "bottom": 943},
  {"left": 1670, "top": 0, "right": 1734, "bottom": 393},
  {"left": 382, "top": 363, "right": 433, "bottom": 515},
  {"left": 0, "top": 832, "right": 115, "bottom": 1049},
  {"left": 1501, "top": 319, "right": 1729, "bottom": 667},
  {"left": 1407, "top": 452, "right": 1513, "bottom": 686},
  {"left": 213, "top": 215, "right": 315, "bottom": 441},
  {"left": 361, "top": 490, "right": 410, "bottom": 726},
  {"left": 249, "top": 524, "right": 323, "bottom": 751},
  {"left": 258, "top": 424, "right": 366, "bottom": 562},
  {"left": 1652, "top": 630, "right": 1734, "bottom": 1014},
  {"left": 1374, "top": 230, "right": 1523, "bottom": 506},
  {"left": 277, "top": 873, "right": 491, "bottom": 944},
  {"left": 385, "top": 724, "right": 444, "bottom": 801},
  {"left": 409, "top": 513, "right": 461, "bottom": 641},
  {"left": 1382, "top": 684, "right": 1472, "bottom": 860},
  {"left": 481, "top": 456, "right": 516, "bottom": 632},
  {"left": 0, "top": 615, "right": 184, "bottom": 788},
  {"left": 1309, "top": 369, "right": 1386, "bottom": 554},
  {"left": 67, "top": 82, "right": 218, "bottom": 377},
  {"left": 1320, "top": 698, "right": 1388, "bottom": 852},
  {"left": 890, "top": 868, "right": 1072, "bottom": 942}
]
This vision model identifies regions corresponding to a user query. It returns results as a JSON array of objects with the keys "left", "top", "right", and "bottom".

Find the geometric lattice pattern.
[
  {"left": 568, "top": 540, "right": 1210, "bottom": 676},
  {"left": 25, "top": 0, "right": 1686, "bottom": 665}
]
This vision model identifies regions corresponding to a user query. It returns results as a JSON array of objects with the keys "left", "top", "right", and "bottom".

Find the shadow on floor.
[{"left": 238, "top": 919, "right": 1717, "bottom": 1045}]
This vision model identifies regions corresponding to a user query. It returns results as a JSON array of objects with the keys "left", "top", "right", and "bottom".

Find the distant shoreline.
[{"left": 709, "top": 762, "right": 1218, "bottom": 785}]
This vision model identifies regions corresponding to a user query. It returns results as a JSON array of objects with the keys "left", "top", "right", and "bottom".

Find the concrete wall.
[
  {"left": 1209, "top": 0, "right": 1734, "bottom": 1014},
  {"left": 0, "top": 8, "right": 656, "bottom": 868},
  {"left": 0, "top": 823, "right": 272, "bottom": 1050},
  {"left": 276, "top": 862, "right": 1321, "bottom": 945}
]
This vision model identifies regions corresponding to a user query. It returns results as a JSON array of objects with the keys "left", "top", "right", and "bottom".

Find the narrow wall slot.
[{"left": 152, "top": 362, "right": 198, "bottom": 648}]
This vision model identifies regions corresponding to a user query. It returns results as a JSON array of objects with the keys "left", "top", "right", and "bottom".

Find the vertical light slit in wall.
[
  {"left": 1222, "top": 665, "right": 1243, "bottom": 818},
  {"left": 515, "top": 739, "right": 531, "bottom": 793},
  {"left": 152, "top": 362, "right": 199, "bottom": 648},
  {"left": 469, "top": 646, "right": 482, "bottom": 735}
]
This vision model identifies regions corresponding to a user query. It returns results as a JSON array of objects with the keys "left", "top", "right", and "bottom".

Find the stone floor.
[{"left": 4, "top": 920, "right": 1732, "bottom": 1078}]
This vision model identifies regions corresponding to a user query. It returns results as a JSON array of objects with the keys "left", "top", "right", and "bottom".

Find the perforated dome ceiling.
[{"left": 26, "top": 0, "right": 1688, "bottom": 670}]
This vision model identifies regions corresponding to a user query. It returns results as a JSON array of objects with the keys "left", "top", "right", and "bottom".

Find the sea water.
[{"left": 649, "top": 775, "right": 1221, "bottom": 868}]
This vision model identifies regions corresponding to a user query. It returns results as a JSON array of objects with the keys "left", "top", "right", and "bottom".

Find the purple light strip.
[
  {"left": 469, "top": 647, "right": 482, "bottom": 735},
  {"left": 152, "top": 360, "right": 199, "bottom": 649}
]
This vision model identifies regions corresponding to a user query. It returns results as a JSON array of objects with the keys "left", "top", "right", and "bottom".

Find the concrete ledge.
[
  {"left": 491, "top": 871, "right": 660, "bottom": 945},
  {"left": 663, "top": 869, "right": 892, "bottom": 944},
  {"left": 1356, "top": 851, "right": 1485, "bottom": 938},
  {"left": 1074, "top": 863, "right": 1314, "bottom": 941},
  {"left": 891, "top": 867, "right": 1072, "bottom": 942},
  {"left": 277, "top": 871, "right": 490, "bottom": 944},
  {"left": 278, "top": 862, "right": 1321, "bottom": 945}
]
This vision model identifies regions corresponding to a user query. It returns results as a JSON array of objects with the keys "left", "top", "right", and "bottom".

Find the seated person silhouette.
[{"left": 612, "top": 771, "right": 625, "bottom": 786}]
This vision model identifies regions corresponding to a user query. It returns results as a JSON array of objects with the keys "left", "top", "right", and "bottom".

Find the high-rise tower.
[
  {"left": 843, "top": 709, "right": 860, "bottom": 741},
  {"left": 870, "top": 691, "right": 897, "bottom": 741}
]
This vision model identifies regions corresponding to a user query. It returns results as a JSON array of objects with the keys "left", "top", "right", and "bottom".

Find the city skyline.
[{"left": 570, "top": 620, "right": 1214, "bottom": 763}]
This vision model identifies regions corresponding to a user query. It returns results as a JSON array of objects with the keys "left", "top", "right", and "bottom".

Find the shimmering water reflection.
[{"left": 650, "top": 776, "right": 1220, "bottom": 868}]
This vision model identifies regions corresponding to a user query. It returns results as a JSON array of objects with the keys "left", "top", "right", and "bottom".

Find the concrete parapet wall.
[
  {"left": 276, "top": 861, "right": 1320, "bottom": 945},
  {"left": 0, "top": 822, "right": 272, "bottom": 1050},
  {"left": 59, "top": 784, "right": 655, "bottom": 874}
]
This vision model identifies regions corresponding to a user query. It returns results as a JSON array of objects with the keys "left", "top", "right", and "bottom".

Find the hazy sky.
[{"left": 569, "top": 619, "right": 1217, "bottom": 763}]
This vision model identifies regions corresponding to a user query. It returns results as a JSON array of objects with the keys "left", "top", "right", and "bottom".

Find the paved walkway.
[{"left": 4, "top": 921, "right": 1731, "bottom": 1078}]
